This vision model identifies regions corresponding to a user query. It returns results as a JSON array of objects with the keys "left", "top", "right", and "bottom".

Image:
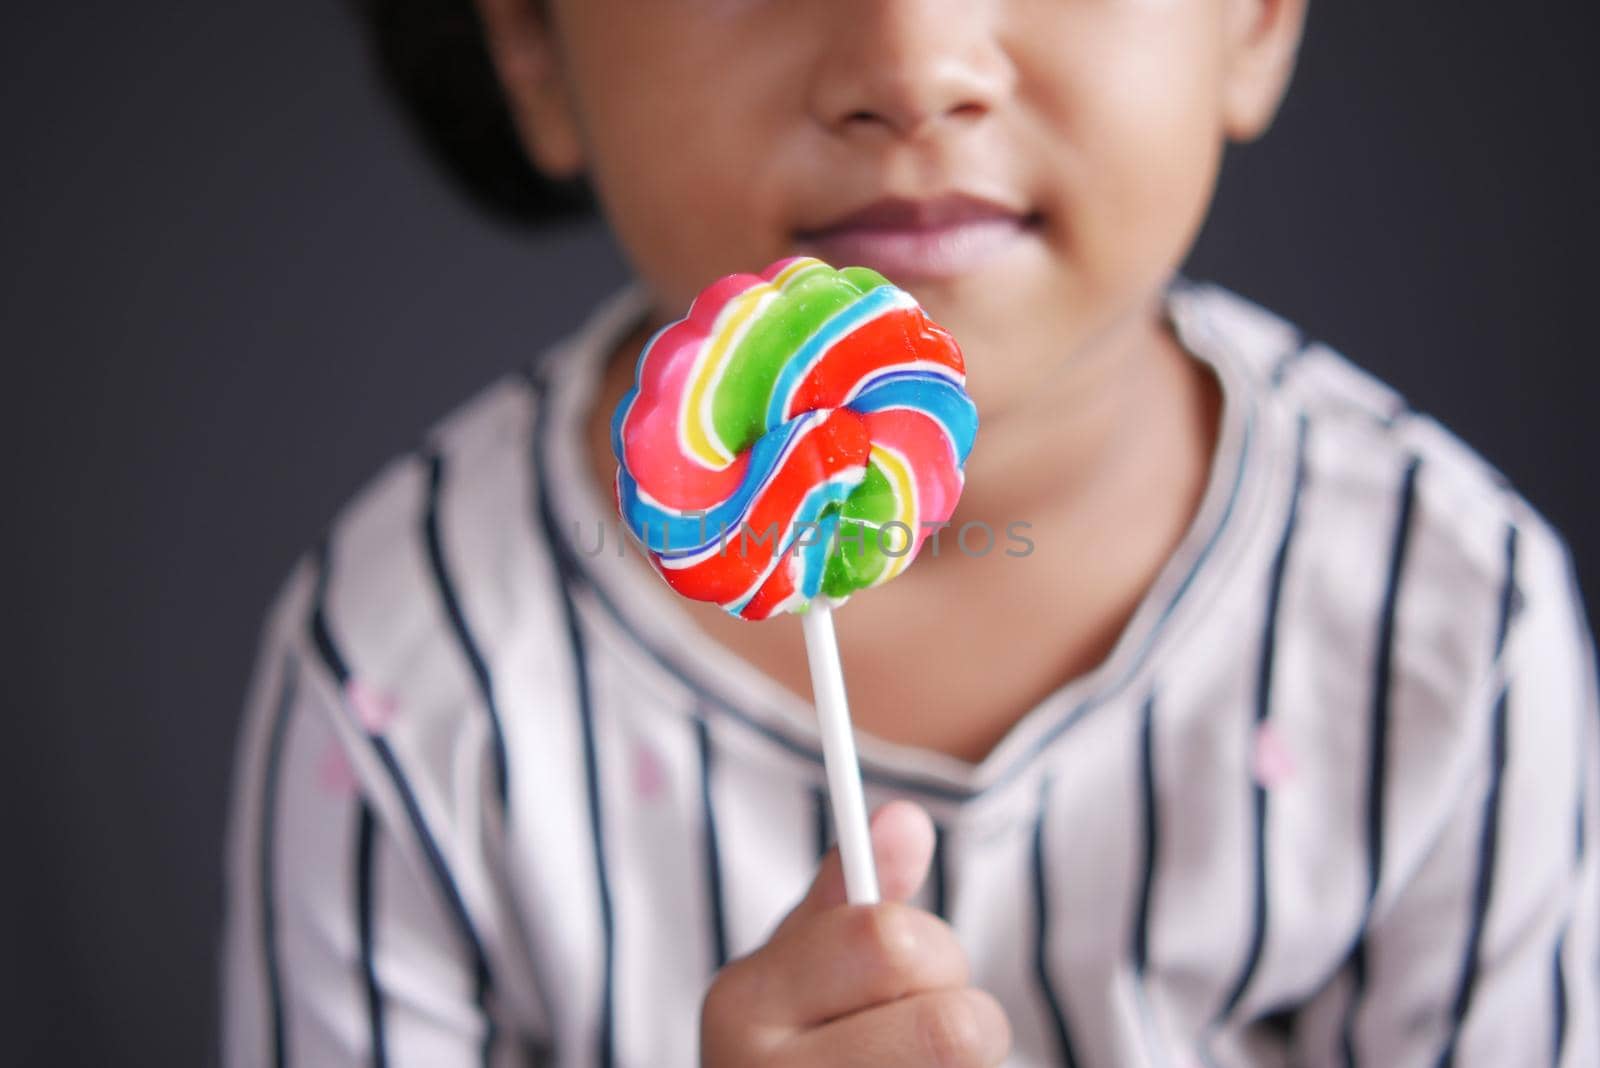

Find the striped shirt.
[{"left": 222, "top": 280, "right": 1600, "bottom": 1067}]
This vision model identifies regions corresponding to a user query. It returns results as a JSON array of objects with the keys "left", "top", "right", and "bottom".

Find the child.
[{"left": 222, "top": 0, "right": 1599, "bottom": 1064}]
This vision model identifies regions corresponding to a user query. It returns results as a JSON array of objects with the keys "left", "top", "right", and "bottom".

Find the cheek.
[
  {"left": 559, "top": 11, "right": 802, "bottom": 307},
  {"left": 1020, "top": 13, "right": 1227, "bottom": 288},
  {"left": 1087, "top": 89, "right": 1222, "bottom": 289}
]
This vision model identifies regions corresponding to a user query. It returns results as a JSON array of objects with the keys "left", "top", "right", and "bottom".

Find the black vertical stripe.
[
  {"left": 1555, "top": 638, "right": 1588, "bottom": 1066},
  {"left": 1340, "top": 456, "right": 1422, "bottom": 1067},
  {"left": 930, "top": 822, "right": 950, "bottom": 924},
  {"left": 370, "top": 737, "right": 498, "bottom": 1065},
  {"left": 1576, "top": 780, "right": 1586, "bottom": 863},
  {"left": 356, "top": 803, "right": 389, "bottom": 1068},
  {"left": 1032, "top": 777, "right": 1081, "bottom": 1068},
  {"left": 1492, "top": 526, "right": 1520, "bottom": 657},
  {"left": 1552, "top": 932, "right": 1568, "bottom": 1065},
  {"left": 422, "top": 450, "right": 511, "bottom": 810},
  {"left": 696, "top": 716, "right": 729, "bottom": 971},
  {"left": 1435, "top": 523, "right": 1518, "bottom": 1068},
  {"left": 1435, "top": 684, "right": 1511, "bottom": 1068},
  {"left": 1131, "top": 694, "right": 1174, "bottom": 1067},
  {"left": 812, "top": 785, "right": 831, "bottom": 862},
  {"left": 1365, "top": 455, "right": 1421, "bottom": 901},
  {"left": 1217, "top": 417, "right": 1309, "bottom": 1024},
  {"left": 310, "top": 539, "right": 351, "bottom": 684},
  {"left": 1340, "top": 955, "right": 1366, "bottom": 1068},
  {"left": 532, "top": 461, "right": 617, "bottom": 1068},
  {"left": 1133, "top": 695, "right": 1159, "bottom": 977},
  {"left": 310, "top": 539, "right": 498, "bottom": 1065},
  {"left": 258, "top": 654, "right": 298, "bottom": 1068}
]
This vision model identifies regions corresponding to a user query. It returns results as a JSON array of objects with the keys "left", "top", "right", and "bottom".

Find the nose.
[{"left": 807, "top": 0, "right": 1014, "bottom": 142}]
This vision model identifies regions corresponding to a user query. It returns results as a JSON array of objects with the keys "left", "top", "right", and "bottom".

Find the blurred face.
[{"left": 485, "top": 0, "right": 1302, "bottom": 423}]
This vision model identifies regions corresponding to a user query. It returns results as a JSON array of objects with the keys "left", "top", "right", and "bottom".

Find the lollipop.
[
  {"left": 612, "top": 256, "right": 977, "bottom": 902},
  {"left": 612, "top": 256, "right": 976, "bottom": 618}
]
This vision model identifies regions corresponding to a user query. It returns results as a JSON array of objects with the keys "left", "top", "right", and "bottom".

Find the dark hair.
[{"left": 349, "top": 0, "right": 594, "bottom": 226}]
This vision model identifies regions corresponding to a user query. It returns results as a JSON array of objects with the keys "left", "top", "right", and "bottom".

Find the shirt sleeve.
[
  {"left": 1297, "top": 518, "right": 1600, "bottom": 1067},
  {"left": 220, "top": 566, "right": 551, "bottom": 1068}
]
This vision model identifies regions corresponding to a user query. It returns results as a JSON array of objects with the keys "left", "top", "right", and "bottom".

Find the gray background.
[{"left": 6, "top": 2, "right": 1596, "bottom": 1064}]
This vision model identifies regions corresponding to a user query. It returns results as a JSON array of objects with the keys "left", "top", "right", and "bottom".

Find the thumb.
[{"left": 781, "top": 800, "right": 936, "bottom": 929}]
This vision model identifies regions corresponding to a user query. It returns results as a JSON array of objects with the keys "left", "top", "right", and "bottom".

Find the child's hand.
[{"left": 700, "top": 801, "right": 1012, "bottom": 1067}]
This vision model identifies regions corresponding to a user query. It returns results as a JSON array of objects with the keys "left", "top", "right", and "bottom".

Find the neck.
[{"left": 942, "top": 290, "right": 1218, "bottom": 552}]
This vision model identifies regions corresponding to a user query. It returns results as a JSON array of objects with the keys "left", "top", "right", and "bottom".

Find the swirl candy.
[{"left": 611, "top": 256, "right": 978, "bottom": 621}]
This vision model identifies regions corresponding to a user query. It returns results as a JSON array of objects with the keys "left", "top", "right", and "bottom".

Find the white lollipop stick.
[{"left": 800, "top": 602, "right": 879, "bottom": 905}]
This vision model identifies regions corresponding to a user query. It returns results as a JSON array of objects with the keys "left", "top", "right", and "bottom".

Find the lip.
[{"left": 793, "top": 194, "right": 1038, "bottom": 282}]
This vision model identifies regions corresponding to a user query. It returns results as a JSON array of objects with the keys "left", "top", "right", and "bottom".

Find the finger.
[
  {"left": 780, "top": 800, "right": 935, "bottom": 931},
  {"left": 758, "top": 902, "right": 969, "bottom": 1026},
  {"left": 774, "top": 988, "right": 1012, "bottom": 1068},
  {"left": 873, "top": 800, "right": 939, "bottom": 903}
]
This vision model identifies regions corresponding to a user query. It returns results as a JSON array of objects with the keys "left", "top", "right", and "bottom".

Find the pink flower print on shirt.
[
  {"left": 632, "top": 741, "right": 668, "bottom": 804},
  {"left": 319, "top": 678, "right": 400, "bottom": 796},
  {"left": 345, "top": 677, "right": 399, "bottom": 735},
  {"left": 1251, "top": 720, "right": 1297, "bottom": 789},
  {"left": 318, "top": 743, "right": 358, "bottom": 797}
]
